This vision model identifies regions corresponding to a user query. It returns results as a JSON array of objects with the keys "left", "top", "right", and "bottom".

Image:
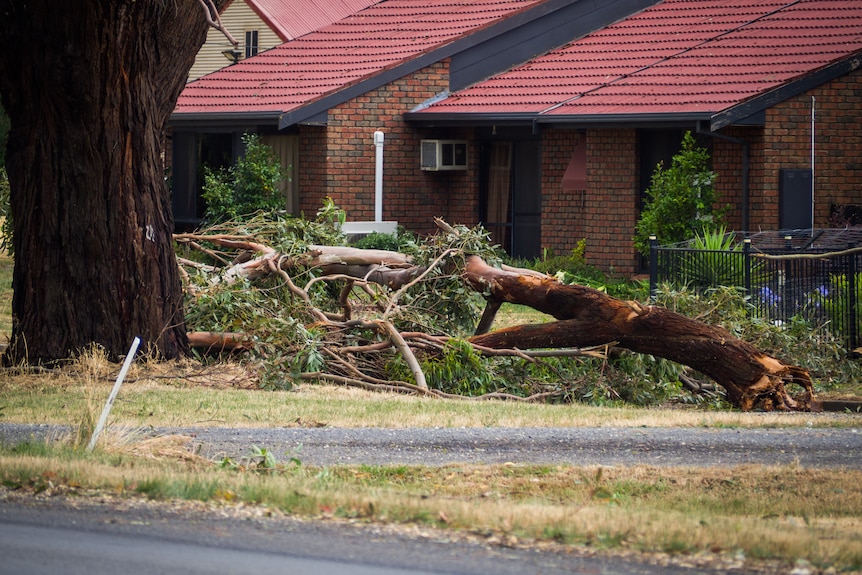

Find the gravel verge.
[{"left": 2, "top": 423, "right": 860, "bottom": 468}]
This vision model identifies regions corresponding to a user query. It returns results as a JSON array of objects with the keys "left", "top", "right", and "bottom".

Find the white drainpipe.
[{"left": 374, "top": 130, "right": 384, "bottom": 223}]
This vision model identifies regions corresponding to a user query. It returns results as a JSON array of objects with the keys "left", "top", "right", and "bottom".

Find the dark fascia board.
[
  {"left": 450, "top": 0, "right": 661, "bottom": 92},
  {"left": 710, "top": 53, "right": 862, "bottom": 131},
  {"left": 278, "top": 0, "right": 651, "bottom": 130},
  {"left": 168, "top": 110, "right": 283, "bottom": 129},
  {"left": 534, "top": 111, "right": 712, "bottom": 128},
  {"left": 402, "top": 112, "right": 537, "bottom": 127},
  {"left": 406, "top": 111, "right": 711, "bottom": 130}
]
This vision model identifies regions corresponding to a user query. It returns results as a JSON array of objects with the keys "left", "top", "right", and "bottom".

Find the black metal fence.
[{"left": 649, "top": 228, "right": 862, "bottom": 349}]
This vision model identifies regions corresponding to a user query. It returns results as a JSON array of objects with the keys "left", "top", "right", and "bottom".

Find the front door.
[{"left": 481, "top": 138, "right": 542, "bottom": 259}]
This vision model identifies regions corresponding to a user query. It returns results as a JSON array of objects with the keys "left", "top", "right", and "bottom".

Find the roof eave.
[
  {"left": 403, "top": 111, "right": 538, "bottom": 127},
  {"left": 535, "top": 111, "right": 713, "bottom": 128},
  {"left": 169, "top": 110, "right": 284, "bottom": 128},
  {"left": 405, "top": 110, "right": 714, "bottom": 129}
]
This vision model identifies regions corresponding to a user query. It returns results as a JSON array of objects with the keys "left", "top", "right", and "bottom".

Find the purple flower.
[{"left": 759, "top": 286, "right": 781, "bottom": 305}]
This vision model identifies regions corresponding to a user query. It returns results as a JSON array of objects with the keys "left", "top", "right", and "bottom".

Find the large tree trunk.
[
  {"left": 464, "top": 256, "right": 818, "bottom": 411},
  {"left": 0, "top": 1, "right": 224, "bottom": 363}
]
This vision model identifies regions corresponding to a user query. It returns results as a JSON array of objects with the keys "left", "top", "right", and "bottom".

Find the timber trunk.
[{"left": 0, "top": 0, "right": 223, "bottom": 363}]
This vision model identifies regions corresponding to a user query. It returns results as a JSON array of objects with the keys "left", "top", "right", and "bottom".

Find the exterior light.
[{"left": 221, "top": 48, "right": 242, "bottom": 65}]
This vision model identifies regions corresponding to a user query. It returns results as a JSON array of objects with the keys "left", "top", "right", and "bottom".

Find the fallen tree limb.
[
  {"left": 187, "top": 331, "right": 252, "bottom": 352},
  {"left": 463, "top": 255, "right": 818, "bottom": 412},
  {"left": 176, "top": 227, "right": 819, "bottom": 411}
]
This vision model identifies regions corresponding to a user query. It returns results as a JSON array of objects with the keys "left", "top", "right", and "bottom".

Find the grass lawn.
[{"left": 1, "top": 373, "right": 861, "bottom": 572}]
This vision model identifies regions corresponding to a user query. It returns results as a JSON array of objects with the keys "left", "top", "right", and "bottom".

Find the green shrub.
[
  {"left": 634, "top": 131, "right": 722, "bottom": 255},
  {"left": 678, "top": 226, "right": 768, "bottom": 290},
  {"left": 351, "top": 229, "right": 418, "bottom": 255},
  {"left": 423, "top": 338, "right": 496, "bottom": 395},
  {"left": 201, "top": 133, "right": 290, "bottom": 224},
  {"left": 513, "top": 240, "right": 647, "bottom": 300},
  {"left": 810, "top": 273, "right": 862, "bottom": 345}
]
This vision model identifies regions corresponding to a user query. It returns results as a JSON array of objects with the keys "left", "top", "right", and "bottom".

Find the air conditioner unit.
[{"left": 420, "top": 140, "right": 468, "bottom": 171}]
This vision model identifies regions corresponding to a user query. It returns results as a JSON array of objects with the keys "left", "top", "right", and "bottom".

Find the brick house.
[{"left": 171, "top": 0, "right": 862, "bottom": 276}]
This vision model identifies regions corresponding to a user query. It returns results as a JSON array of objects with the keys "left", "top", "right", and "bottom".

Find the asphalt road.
[
  {"left": 0, "top": 495, "right": 738, "bottom": 575},
  {"left": 1, "top": 423, "right": 859, "bottom": 574}
]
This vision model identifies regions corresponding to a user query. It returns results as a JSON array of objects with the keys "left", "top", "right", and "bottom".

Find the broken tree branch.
[
  {"left": 463, "top": 255, "right": 818, "bottom": 412},
  {"left": 196, "top": 0, "right": 239, "bottom": 47}
]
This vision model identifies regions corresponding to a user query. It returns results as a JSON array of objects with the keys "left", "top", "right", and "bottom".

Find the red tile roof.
[
  {"left": 417, "top": 0, "right": 862, "bottom": 123},
  {"left": 175, "top": 0, "right": 545, "bottom": 118},
  {"left": 247, "top": 0, "right": 383, "bottom": 41}
]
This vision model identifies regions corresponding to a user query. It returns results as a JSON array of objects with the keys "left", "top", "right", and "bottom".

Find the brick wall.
[
  {"left": 298, "top": 60, "right": 479, "bottom": 236},
  {"left": 761, "top": 67, "right": 862, "bottom": 228},
  {"left": 713, "top": 67, "right": 862, "bottom": 231},
  {"left": 583, "top": 128, "right": 639, "bottom": 275},
  {"left": 298, "top": 126, "right": 327, "bottom": 217},
  {"left": 711, "top": 126, "right": 763, "bottom": 230},
  {"left": 541, "top": 128, "right": 586, "bottom": 255}
]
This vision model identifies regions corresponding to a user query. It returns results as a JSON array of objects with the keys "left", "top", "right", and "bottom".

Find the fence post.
[
  {"left": 849, "top": 244, "right": 858, "bottom": 350},
  {"left": 743, "top": 238, "right": 752, "bottom": 294},
  {"left": 783, "top": 235, "right": 793, "bottom": 322},
  {"left": 649, "top": 235, "right": 658, "bottom": 302}
]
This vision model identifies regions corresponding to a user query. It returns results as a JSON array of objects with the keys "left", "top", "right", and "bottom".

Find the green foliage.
[
  {"left": 809, "top": 273, "right": 862, "bottom": 347},
  {"left": 527, "top": 241, "right": 587, "bottom": 276},
  {"left": 201, "top": 133, "right": 290, "bottom": 224},
  {"left": 351, "top": 231, "right": 399, "bottom": 251},
  {"left": 422, "top": 338, "right": 496, "bottom": 395},
  {"left": 247, "top": 445, "right": 277, "bottom": 470},
  {"left": 351, "top": 229, "right": 419, "bottom": 254},
  {"left": 678, "top": 226, "right": 768, "bottom": 290},
  {"left": 688, "top": 225, "right": 736, "bottom": 252},
  {"left": 388, "top": 222, "right": 497, "bottom": 336},
  {"left": 180, "top": 208, "right": 493, "bottom": 390},
  {"left": 180, "top": 203, "right": 859, "bottom": 407},
  {"left": 634, "top": 131, "right": 721, "bottom": 255},
  {"left": 512, "top": 240, "right": 647, "bottom": 301}
]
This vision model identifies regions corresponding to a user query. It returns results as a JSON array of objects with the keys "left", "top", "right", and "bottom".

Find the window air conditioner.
[{"left": 420, "top": 140, "right": 468, "bottom": 171}]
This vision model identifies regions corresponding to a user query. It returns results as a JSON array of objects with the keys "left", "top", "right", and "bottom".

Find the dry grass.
[
  {"left": 1, "top": 359, "right": 858, "bottom": 429},
  {"left": 1, "top": 449, "right": 860, "bottom": 572},
  {"left": 0, "top": 250, "right": 10, "bottom": 341},
  {"left": 2, "top": 351, "right": 862, "bottom": 571}
]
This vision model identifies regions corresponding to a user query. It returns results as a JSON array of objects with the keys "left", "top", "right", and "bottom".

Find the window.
[{"left": 245, "top": 30, "right": 259, "bottom": 58}]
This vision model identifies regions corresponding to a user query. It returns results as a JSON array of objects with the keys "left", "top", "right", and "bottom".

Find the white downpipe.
[
  {"left": 374, "top": 131, "right": 384, "bottom": 223},
  {"left": 810, "top": 96, "right": 816, "bottom": 232}
]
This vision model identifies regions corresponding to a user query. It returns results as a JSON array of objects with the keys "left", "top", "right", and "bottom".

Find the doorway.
[{"left": 481, "top": 138, "right": 542, "bottom": 259}]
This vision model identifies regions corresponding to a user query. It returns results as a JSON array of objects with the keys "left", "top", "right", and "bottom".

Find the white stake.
[{"left": 87, "top": 337, "right": 141, "bottom": 451}]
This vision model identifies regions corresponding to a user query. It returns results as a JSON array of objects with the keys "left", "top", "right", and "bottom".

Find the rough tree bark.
[
  {"left": 463, "top": 256, "right": 818, "bottom": 411},
  {"left": 0, "top": 0, "right": 227, "bottom": 363}
]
